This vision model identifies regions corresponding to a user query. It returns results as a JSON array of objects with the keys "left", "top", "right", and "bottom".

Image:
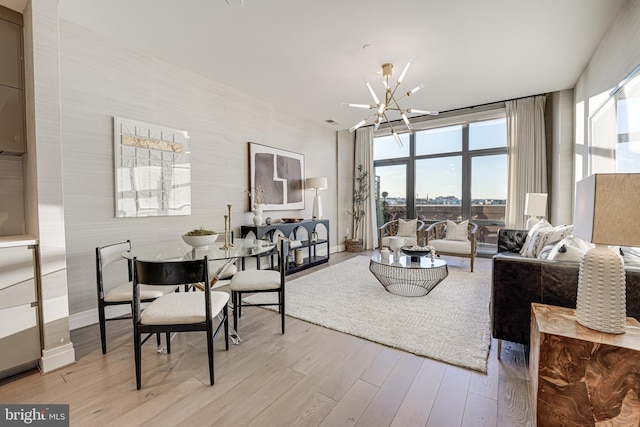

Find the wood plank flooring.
[{"left": 0, "top": 252, "right": 534, "bottom": 426}]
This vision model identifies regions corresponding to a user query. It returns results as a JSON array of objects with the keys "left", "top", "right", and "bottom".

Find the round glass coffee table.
[{"left": 369, "top": 253, "right": 448, "bottom": 297}]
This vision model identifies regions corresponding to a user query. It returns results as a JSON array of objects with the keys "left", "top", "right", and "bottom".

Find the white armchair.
[
  {"left": 425, "top": 220, "right": 478, "bottom": 272},
  {"left": 379, "top": 218, "right": 425, "bottom": 249}
]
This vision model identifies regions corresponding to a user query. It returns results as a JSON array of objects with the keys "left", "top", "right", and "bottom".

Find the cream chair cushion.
[
  {"left": 380, "top": 236, "right": 418, "bottom": 248},
  {"left": 230, "top": 270, "right": 281, "bottom": 292},
  {"left": 104, "top": 282, "right": 177, "bottom": 303},
  {"left": 430, "top": 239, "right": 471, "bottom": 254},
  {"left": 444, "top": 220, "right": 469, "bottom": 241},
  {"left": 397, "top": 218, "right": 418, "bottom": 237},
  {"left": 140, "top": 291, "right": 229, "bottom": 325}
]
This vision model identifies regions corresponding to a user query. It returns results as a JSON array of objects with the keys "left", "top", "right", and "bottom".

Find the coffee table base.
[{"left": 369, "top": 258, "right": 449, "bottom": 297}]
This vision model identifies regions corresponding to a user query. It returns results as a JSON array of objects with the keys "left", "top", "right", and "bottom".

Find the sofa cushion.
[
  {"left": 445, "top": 220, "right": 469, "bottom": 241},
  {"left": 397, "top": 219, "right": 417, "bottom": 237},
  {"left": 520, "top": 220, "right": 553, "bottom": 258}
]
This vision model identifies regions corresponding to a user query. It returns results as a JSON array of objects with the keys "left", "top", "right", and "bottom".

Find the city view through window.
[{"left": 374, "top": 116, "right": 507, "bottom": 250}]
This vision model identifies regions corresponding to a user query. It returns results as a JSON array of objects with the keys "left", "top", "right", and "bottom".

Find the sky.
[{"left": 374, "top": 118, "right": 508, "bottom": 200}]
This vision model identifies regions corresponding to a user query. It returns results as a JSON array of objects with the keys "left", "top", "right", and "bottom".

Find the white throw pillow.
[
  {"left": 397, "top": 219, "right": 417, "bottom": 237},
  {"left": 547, "top": 236, "right": 595, "bottom": 262},
  {"left": 622, "top": 247, "right": 640, "bottom": 267},
  {"left": 445, "top": 220, "right": 469, "bottom": 241},
  {"left": 543, "top": 224, "right": 574, "bottom": 248},
  {"left": 520, "top": 219, "right": 553, "bottom": 258}
]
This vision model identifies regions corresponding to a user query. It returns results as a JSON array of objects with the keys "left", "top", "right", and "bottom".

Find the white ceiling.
[{"left": 7, "top": 0, "right": 629, "bottom": 130}]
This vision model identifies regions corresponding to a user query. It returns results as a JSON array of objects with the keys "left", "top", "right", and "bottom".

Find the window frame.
[{"left": 373, "top": 107, "right": 507, "bottom": 245}]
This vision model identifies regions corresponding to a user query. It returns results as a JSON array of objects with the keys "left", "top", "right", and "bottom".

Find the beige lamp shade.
[
  {"left": 573, "top": 174, "right": 640, "bottom": 247},
  {"left": 306, "top": 177, "right": 328, "bottom": 190},
  {"left": 524, "top": 193, "right": 548, "bottom": 217},
  {"left": 573, "top": 173, "right": 640, "bottom": 334}
]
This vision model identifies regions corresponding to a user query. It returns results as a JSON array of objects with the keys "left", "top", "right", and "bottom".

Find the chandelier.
[{"left": 344, "top": 60, "right": 438, "bottom": 146}]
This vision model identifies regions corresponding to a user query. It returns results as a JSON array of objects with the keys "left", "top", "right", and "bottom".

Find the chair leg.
[
  {"left": 497, "top": 339, "right": 502, "bottom": 360},
  {"left": 232, "top": 291, "right": 239, "bottom": 332},
  {"left": 470, "top": 254, "right": 474, "bottom": 272},
  {"left": 206, "top": 327, "right": 215, "bottom": 386},
  {"left": 98, "top": 304, "right": 107, "bottom": 354},
  {"left": 134, "top": 331, "right": 142, "bottom": 390},
  {"left": 156, "top": 333, "right": 161, "bottom": 348},
  {"left": 280, "top": 289, "right": 285, "bottom": 334},
  {"left": 223, "top": 305, "right": 229, "bottom": 351},
  {"left": 166, "top": 332, "right": 171, "bottom": 354}
]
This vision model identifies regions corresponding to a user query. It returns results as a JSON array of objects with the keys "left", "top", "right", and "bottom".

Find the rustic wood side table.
[{"left": 529, "top": 303, "right": 640, "bottom": 426}]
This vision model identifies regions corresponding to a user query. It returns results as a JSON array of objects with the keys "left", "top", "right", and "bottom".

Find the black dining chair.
[
  {"left": 96, "top": 240, "right": 177, "bottom": 354},
  {"left": 132, "top": 256, "right": 229, "bottom": 389},
  {"left": 229, "top": 239, "right": 289, "bottom": 334}
]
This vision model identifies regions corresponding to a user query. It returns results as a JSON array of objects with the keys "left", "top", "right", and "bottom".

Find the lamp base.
[
  {"left": 526, "top": 216, "right": 540, "bottom": 230},
  {"left": 312, "top": 192, "right": 323, "bottom": 219},
  {"left": 575, "top": 244, "right": 626, "bottom": 334}
]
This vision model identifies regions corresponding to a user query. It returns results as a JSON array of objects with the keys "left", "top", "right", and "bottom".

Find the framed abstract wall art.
[{"left": 248, "top": 142, "right": 305, "bottom": 211}]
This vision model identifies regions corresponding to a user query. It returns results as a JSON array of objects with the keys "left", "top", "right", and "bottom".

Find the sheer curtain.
[
  {"left": 354, "top": 127, "right": 378, "bottom": 249},
  {"left": 505, "top": 95, "right": 547, "bottom": 229}
]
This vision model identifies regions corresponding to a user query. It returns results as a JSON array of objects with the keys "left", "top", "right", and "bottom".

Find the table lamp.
[
  {"left": 306, "top": 177, "right": 328, "bottom": 219},
  {"left": 525, "top": 193, "right": 548, "bottom": 229},
  {"left": 573, "top": 173, "right": 640, "bottom": 334}
]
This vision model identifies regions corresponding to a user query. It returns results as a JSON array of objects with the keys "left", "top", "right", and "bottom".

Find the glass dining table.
[{"left": 121, "top": 237, "right": 276, "bottom": 344}]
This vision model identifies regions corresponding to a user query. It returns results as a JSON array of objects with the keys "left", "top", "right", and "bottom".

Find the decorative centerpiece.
[
  {"left": 182, "top": 227, "right": 218, "bottom": 249},
  {"left": 401, "top": 245, "right": 436, "bottom": 262},
  {"left": 248, "top": 186, "right": 265, "bottom": 226}
]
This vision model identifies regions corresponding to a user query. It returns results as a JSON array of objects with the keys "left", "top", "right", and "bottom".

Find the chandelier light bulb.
[
  {"left": 397, "top": 60, "right": 411, "bottom": 84},
  {"left": 377, "top": 103, "right": 386, "bottom": 115},
  {"left": 349, "top": 118, "right": 369, "bottom": 132},
  {"left": 400, "top": 112, "right": 413, "bottom": 130},
  {"left": 343, "top": 103, "right": 373, "bottom": 109},
  {"left": 366, "top": 81, "right": 380, "bottom": 105},
  {"left": 407, "top": 83, "right": 425, "bottom": 96},
  {"left": 392, "top": 130, "right": 403, "bottom": 147}
]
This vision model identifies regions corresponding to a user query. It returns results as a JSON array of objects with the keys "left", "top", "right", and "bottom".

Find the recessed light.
[{"left": 226, "top": 0, "right": 244, "bottom": 7}]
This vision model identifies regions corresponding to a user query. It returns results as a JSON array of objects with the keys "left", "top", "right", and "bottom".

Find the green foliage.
[
  {"left": 348, "top": 164, "right": 370, "bottom": 240},
  {"left": 185, "top": 227, "right": 217, "bottom": 236}
]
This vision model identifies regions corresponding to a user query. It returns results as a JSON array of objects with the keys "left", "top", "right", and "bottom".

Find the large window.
[{"left": 374, "top": 111, "right": 507, "bottom": 251}]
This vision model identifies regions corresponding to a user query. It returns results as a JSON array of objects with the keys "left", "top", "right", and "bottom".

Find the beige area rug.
[{"left": 244, "top": 256, "right": 492, "bottom": 373}]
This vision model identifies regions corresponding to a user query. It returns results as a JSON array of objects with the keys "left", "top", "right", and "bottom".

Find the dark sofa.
[{"left": 491, "top": 229, "right": 640, "bottom": 347}]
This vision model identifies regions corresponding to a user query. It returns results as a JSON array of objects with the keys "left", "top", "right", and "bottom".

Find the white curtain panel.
[
  {"left": 354, "top": 127, "right": 378, "bottom": 249},
  {"left": 505, "top": 95, "right": 548, "bottom": 229}
]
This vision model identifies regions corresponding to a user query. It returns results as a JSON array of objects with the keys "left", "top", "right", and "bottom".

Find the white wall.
[
  {"left": 59, "top": 20, "right": 339, "bottom": 322},
  {"left": 574, "top": 0, "right": 640, "bottom": 182}
]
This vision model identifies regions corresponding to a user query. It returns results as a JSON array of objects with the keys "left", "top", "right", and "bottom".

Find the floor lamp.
[
  {"left": 525, "top": 193, "right": 548, "bottom": 229},
  {"left": 573, "top": 173, "right": 640, "bottom": 334},
  {"left": 306, "top": 177, "right": 328, "bottom": 220}
]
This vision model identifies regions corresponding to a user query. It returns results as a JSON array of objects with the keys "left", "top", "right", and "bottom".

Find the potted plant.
[{"left": 346, "top": 164, "right": 370, "bottom": 252}]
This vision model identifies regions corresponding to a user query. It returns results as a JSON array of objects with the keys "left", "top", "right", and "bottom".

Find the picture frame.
[{"left": 248, "top": 142, "right": 305, "bottom": 211}]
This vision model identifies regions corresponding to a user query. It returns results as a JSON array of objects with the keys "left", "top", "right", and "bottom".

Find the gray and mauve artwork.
[{"left": 250, "top": 143, "right": 304, "bottom": 211}]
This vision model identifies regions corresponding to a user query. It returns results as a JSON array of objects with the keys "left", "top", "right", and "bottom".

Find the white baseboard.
[{"left": 38, "top": 342, "right": 76, "bottom": 373}]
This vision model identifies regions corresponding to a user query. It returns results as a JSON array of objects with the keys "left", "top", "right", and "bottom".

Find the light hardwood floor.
[{"left": 0, "top": 252, "right": 534, "bottom": 426}]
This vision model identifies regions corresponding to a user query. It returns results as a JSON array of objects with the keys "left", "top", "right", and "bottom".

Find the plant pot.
[{"left": 346, "top": 239, "right": 364, "bottom": 252}]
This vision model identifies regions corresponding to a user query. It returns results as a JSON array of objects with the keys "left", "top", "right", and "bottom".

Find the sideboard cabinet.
[{"left": 240, "top": 219, "right": 329, "bottom": 275}]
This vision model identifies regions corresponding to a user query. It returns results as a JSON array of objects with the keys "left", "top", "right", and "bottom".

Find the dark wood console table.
[{"left": 240, "top": 219, "right": 329, "bottom": 275}]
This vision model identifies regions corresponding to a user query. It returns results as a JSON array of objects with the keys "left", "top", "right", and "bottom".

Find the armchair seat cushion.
[
  {"left": 381, "top": 236, "right": 418, "bottom": 248},
  {"left": 230, "top": 270, "right": 281, "bottom": 291},
  {"left": 430, "top": 239, "right": 471, "bottom": 254}
]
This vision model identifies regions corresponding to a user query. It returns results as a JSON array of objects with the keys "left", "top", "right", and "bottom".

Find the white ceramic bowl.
[{"left": 181, "top": 233, "right": 218, "bottom": 249}]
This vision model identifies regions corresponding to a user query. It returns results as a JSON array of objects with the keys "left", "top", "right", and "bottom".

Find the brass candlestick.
[{"left": 222, "top": 205, "right": 234, "bottom": 249}]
